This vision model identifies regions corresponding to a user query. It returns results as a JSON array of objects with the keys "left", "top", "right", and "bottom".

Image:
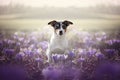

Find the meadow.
[{"left": 0, "top": 18, "right": 120, "bottom": 80}]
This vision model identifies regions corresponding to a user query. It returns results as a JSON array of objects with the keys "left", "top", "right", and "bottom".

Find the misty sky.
[{"left": 0, "top": 0, "right": 120, "bottom": 7}]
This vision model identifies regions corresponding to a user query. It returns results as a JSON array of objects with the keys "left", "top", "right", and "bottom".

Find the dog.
[{"left": 46, "top": 20, "right": 73, "bottom": 62}]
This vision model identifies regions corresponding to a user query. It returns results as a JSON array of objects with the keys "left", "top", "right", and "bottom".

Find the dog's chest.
[{"left": 50, "top": 35, "right": 68, "bottom": 52}]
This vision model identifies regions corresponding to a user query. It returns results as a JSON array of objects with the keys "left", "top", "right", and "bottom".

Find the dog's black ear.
[
  {"left": 63, "top": 20, "right": 73, "bottom": 26},
  {"left": 48, "top": 20, "right": 57, "bottom": 26}
]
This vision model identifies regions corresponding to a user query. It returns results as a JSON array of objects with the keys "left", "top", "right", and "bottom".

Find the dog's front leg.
[{"left": 46, "top": 49, "right": 52, "bottom": 63}]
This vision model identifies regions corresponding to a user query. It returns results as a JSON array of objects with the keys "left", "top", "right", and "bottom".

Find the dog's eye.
[
  {"left": 62, "top": 25, "right": 67, "bottom": 29},
  {"left": 55, "top": 24, "right": 60, "bottom": 29}
]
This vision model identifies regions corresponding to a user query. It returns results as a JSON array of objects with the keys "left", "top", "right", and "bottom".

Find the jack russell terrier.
[{"left": 46, "top": 20, "right": 73, "bottom": 62}]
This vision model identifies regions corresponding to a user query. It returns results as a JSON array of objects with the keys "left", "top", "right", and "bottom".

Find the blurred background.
[
  {"left": 0, "top": 0, "right": 120, "bottom": 30},
  {"left": 0, "top": 1, "right": 120, "bottom": 80}
]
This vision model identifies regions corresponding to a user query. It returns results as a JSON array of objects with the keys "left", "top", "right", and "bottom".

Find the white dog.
[{"left": 46, "top": 20, "right": 73, "bottom": 62}]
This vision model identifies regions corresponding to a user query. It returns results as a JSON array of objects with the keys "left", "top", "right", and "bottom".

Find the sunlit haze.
[{"left": 0, "top": 0, "right": 120, "bottom": 7}]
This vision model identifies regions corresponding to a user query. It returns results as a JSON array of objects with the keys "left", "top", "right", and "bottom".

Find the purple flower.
[
  {"left": 15, "top": 54, "right": 23, "bottom": 61},
  {"left": 88, "top": 48, "right": 97, "bottom": 55},
  {"left": 105, "top": 49, "right": 115, "bottom": 53},
  {"left": 77, "top": 57, "right": 85, "bottom": 63},
  {"left": 18, "top": 37, "right": 24, "bottom": 42},
  {"left": 95, "top": 52, "right": 105, "bottom": 60},
  {"left": 39, "top": 41, "right": 48, "bottom": 50},
  {"left": 96, "top": 37, "right": 102, "bottom": 41},
  {"left": 35, "top": 49, "right": 41, "bottom": 54},
  {"left": 52, "top": 54, "right": 68, "bottom": 63},
  {"left": 52, "top": 54, "right": 58, "bottom": 63},
  {"left": 59, "top": 55, "right": 67, "bottom": 61},
  {"left": 35, "top": 57, "right": 43, "bottom": 63},
  {"left": 16, "top": 42, "right": 21, "bottom": 46},
  {"left": 0, "top": 41, "right": 3, "bottom": 46},
  {"left": 112, "top": 39, "right": 120, "bottom": 44},
  {"left": 24, "top": 49, "right": 34, "bottom": 57},
  {"left": 116, "top": 40, "right": 120, "bottom": 43},
  {"left": 68, "top": 51, "right": 75, "bottom": 58},
  {"left": 7, "top": 40, "right": 15, "bottom": 44},
  {"left": 4, "top": 49, "right": 15, "bottom": 57},
  {"left": 105, "top": 49, "right": 116, "bottom": 57},
  {"left": 106, "top": 40, "right": 113, "bottom": 45},
  {"left": 79, "top": 49, "right": 87, "bottom": 56}
]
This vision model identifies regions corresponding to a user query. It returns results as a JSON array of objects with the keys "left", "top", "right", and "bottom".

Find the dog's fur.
[{"left": 46, "top": 20, "right": 73, "bottom": 62}]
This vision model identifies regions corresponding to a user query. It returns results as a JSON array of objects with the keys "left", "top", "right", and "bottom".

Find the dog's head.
[{"left": 48, "top": 20, "right": 73, "bottom": 36}]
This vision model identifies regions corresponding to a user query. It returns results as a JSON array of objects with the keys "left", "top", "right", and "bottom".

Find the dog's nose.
[{"left": 59, "top": 31, "right": 63, "bottom": 35}]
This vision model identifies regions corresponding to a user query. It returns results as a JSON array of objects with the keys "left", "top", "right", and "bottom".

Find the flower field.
[{"left": 0, "top": 29, "right": 120, "bottom": 80}]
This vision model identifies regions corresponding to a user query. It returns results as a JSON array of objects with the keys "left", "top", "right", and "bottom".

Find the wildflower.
[
  {"left": 104, "top": 49, "right": 116, "bottom": 58},
  {"left": 77, "top": 57, "right": 85, "bottom": 63},
  {"left": 68, "top": 51, "right": 75, "bottom": 58},
  {"left": 15, "top": 54, "right": 23, "bottom": 61},
  {"left": 52, "top": 54, "right": 58, "bottom": 63},
  {"left": 39, "top": 41, "right": 48, "bottom": 50},
  {"left": 35, "top": 57, "right": 43, "bottom": 63},
  {"left": 95, "top": 52, "right": 105, "bottom": 60},
  {"left": 4, "top": 49, "right": 15, "bottom": 57}
]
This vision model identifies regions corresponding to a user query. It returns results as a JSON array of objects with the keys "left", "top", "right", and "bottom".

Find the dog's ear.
[
  {"left": 48, "top": 20, "right": 57, "bottom": 26},
  {"left": 63, "top": 20, "right": 73, "bottom": 26}
]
